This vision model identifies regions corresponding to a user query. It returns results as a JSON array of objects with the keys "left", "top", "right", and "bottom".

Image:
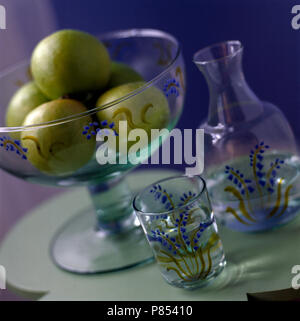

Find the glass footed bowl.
[{"left": 0, "top": 29, "right": 186, "bottom": 274}]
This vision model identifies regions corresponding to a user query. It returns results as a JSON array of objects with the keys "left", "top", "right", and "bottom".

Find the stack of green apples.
[{"left": 5, "top": 29, "right": 170, "bottom": 176}]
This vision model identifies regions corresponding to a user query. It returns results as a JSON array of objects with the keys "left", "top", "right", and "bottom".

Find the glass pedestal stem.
[
  {"left": 50, "top": 174, "right": 153, "bottom": 274},
  {"left": 88, "top": 177, "right": 138, "bottom": 234}
]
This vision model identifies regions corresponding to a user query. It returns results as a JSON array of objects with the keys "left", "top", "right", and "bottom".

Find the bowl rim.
[{"left": 0, "top": 28, "right": 182, "bottom": 133}]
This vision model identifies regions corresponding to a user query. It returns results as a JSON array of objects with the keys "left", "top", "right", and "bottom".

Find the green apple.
[
  {"left": 96, "top": 81, "right": 170, "bottom": 153},
  {"left": 107, "top": 62, "right": 143, "bottom": 88},
  {"left": 21, "top": 99, "right": 96, "bottom": 176},
  {"left": 6, "top": 82, "right": 49, "bottom": 138},
  {"left": 31, "top": 29, "right": 111, "bottom": 99},
  {"left": 63, "top": 62, "right": 143, "bottom": 109}
]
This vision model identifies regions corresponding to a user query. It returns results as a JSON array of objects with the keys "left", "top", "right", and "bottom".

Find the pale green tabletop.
[{"left": 0, "top": 169, "right": 299, "bottom": 301}]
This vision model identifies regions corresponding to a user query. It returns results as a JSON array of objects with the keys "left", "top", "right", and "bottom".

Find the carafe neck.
[{"left": 194, "top": 41, "right": 263, "bottom": 127}]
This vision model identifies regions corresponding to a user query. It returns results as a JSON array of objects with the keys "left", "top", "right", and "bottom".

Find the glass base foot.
[{"left": 50, "top": 208, "right": 154, "bottom": 274}]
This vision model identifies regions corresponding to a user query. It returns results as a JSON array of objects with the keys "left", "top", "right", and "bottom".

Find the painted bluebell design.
[
  {"left": 163, "top": 78, "right": 180, "bottom": 98},
  {"left": 224, "top": 141, "right": 292, "bottom": 225},
  {"left": 147, "top": 184, "right": 221, "bottom": 281},
  {"left": 82, "top": 120, "right": 118, "bottom": 140},
  {"left": 225, "top": 166, "right": 255, "bottom": 195},
  {"left": 0, "top": 136, "right": 27, "bottom": 160}
]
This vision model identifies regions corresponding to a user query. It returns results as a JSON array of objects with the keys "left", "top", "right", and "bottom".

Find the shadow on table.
[{"left": 182, "top": 216, "right": 300, "bottom": 297}]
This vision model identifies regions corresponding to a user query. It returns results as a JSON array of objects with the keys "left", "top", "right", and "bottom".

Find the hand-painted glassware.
[
  {"left": 0, "top": 29, "right": 186, "bottom": 274},
  {"left": 134, "top": 175, "right": 226, "bottom": 289},
  {"left": 194, "top": 40, "right": 300, "bottom": 232}
]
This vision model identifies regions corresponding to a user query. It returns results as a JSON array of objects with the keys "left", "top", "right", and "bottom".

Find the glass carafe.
[{"left": 194, "top": 40, "right": 300, "bottom": 232}]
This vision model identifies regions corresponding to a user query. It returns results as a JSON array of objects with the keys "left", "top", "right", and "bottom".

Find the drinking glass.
[{"left": 133, "top": 175, "right": 226, "bottom": 289}]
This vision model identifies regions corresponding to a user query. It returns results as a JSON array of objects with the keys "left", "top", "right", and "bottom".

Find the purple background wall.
[{"left": 51, "top": 0, "right": 300, "bottom": 137}]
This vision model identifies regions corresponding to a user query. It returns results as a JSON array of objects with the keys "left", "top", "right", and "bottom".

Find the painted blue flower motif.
[
  {"left": 148, "top": 183, "right": 216, "bottom": 259},
  {"left": 149, "top": 229, "right": 177, "bottom": 255},
  {"left": 225, "top": 166, "right": 255, "bottom": 195},
  {"left": 82, "top": 120, "right": 118, "bottom": 140},
  {"left": 249, "top": 141, "right": 269, "bottom": 167},
  {"left": 163, "top": 78, "right": 180, "bottom": 98},
  {"left": 225, "top": 142, "right": 286, "bottom": 195},
  {"left": 150, "top": 184, "right": 174, "bottom": 210},
  {"left": 0, "top": 136, "right": 28, "bottom": 160},
  {"left": 178, "top": 190, "right": 196, "bottom": 207},
  {"left": 148, "top": 215, "right": 214, "bottom": 256},
  {"left": 267, "top": 158, "right": 285, "bottom": 193},
  {"left": 223, "top": 141, "right": 293, "bottom": 227},
  {"left": 150, "top": 185, "right": 199, "bottom": 216}
]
